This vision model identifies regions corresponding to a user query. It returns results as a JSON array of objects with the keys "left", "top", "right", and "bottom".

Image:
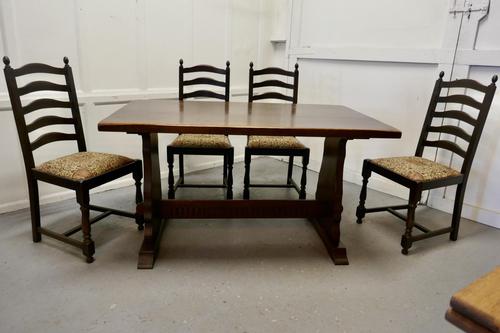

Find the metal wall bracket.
[{"left": 449, "top": 0, "right": 490, "bottom": 19}]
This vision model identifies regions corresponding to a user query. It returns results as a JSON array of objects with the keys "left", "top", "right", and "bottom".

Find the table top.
[{"left": 98, "top": 100, "right": 401, "bottom": 139}]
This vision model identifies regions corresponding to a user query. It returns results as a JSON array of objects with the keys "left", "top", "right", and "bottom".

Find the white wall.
[
  {"left": 0, "top": 0, "right": 275, "bottom": 212},
  {"left": 279, "top": 0, "right": 500, "bottom": 228}
]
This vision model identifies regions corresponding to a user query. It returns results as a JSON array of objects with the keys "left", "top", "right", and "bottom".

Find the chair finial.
[
  {"left": 179, "top": 58, "right": 183, "bottom": 65},
  {"left": 63, "top": 57, "right": 69, "bottom": 65},
  {"left": 439, "top": 71, "right": 445, "bottom": 79},
  {"left": 226, "top": 60, "right": 230, "bottom": 67},
  {"left": 295, "top": 63, "right": 299, "bottom": 70},
  {"left": 249, "top": 61, "right": 253, "bottom": 68},
  {"left": 3, "top": 56, "right": 10, "bottom": 66},
  {"left": 492, "top": 75, "right": 498, "bottom": 84}
]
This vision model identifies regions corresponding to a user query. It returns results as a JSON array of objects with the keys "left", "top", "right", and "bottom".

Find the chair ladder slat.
[
  {"left": 183, "top": 77, "right": 226, "bottom": 87},
  {"left": 441, "top": 79, "right": 489, "bottom": 93},
  {"left": 437, "top": 95, "right": 483, "bottom": 110},
  {"left": 427, "top": 125, "right": 472, "bottom": 142},
  {"left": 432, "top": 110, "right": 477, "bottom": 126},
  {"left": 183, "top": 65, "right": 226, "bottom": 75},
  {"left": 22, "top": 98, "right": 72, "bottom": 114},
  {"left": 13, "top": 63, "right": 66, "bottom": 76},
  {"left": 31, "top": 132, "right": 78, "bottom": 151},
  {"left": 423, "top": 139, "right": 467, "bottom": 158},
  {"left": 26, "top": 116, "right": 75, "bottom": 132},
  {"left": 252, "top": 92, "right": 293, "bottom": 102},
  {"left": 18, "top": 81, "right": 68, "bottom": 96},
  {"left": 183, "top": 90, "right": 226, "bottom": 100},
  {"left": 253, "top": 79, "right": 294, "bottom": 90},
  {"left": 253, "top": 67, "right": 294, "bottom": 77}
]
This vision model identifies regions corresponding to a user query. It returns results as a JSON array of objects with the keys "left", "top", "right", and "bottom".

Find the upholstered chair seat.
[
  {"left": 370, "top": 156, "right": 461, "bottom": 183},
  {"left": 35, "top": 152, "right": 134, "bottom": 181},
  {"left": 247, "top": 135, "right": 306, "bottom": 150},
  {"left": 170, "top": 134, "right": 231, "bottom": 149}
]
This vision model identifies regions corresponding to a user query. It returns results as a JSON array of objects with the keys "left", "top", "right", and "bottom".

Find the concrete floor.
[{"left": 0, "top": 157, "right": 498, "bottom": 333}]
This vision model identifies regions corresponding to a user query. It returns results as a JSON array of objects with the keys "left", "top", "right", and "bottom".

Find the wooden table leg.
[
  {"left": 138, "top": 133, "right": 163, "bottom": 269},
  {"left": 313, "top": 137, "right": 349, "bottom": 265}
]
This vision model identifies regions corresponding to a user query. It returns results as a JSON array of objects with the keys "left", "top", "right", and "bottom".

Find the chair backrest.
[
  {"left": 178, "top": 59, "right": 230, "bottom": 101},
  {"left": 415, "top": 71, "right": 497, "bottom": 178},
  {"left": 248, "top": 62, "right": 299, "bottom": 104},
  {"left": 3, "top": 56, "right": 86, "bottom": 171}
]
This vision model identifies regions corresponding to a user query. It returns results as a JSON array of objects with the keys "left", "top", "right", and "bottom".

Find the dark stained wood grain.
[
  {"left": 98, "top": 100, "right": 401, "bottom": 139},
  {"left": 356, "top": 72, "right": 497, "bottom": 255},
  {"left": 99, "top": 99, "right": 402, "bottom": 269},
  {"left": 3, "top": 56, "right": 144, "bottom": 264}
]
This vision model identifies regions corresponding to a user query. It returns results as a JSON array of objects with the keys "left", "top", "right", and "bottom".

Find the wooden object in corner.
[{"left": 446, "top": 266, "right": 500, "bottom": 333}]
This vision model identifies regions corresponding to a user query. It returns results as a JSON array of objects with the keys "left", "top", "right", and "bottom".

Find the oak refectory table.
[{"left": 98, "top": 100, "right": 401, "bottom": 269}]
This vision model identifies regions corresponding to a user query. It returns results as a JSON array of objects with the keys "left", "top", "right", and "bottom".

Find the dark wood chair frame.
[
  {"left": 356, "top": 71, "right": 497, "bottom": 254},
  {"left": 3, "top": 56, "right": 144, "bottom": 263},
  {"left": 167, "top": 59, "right": 234, "bottom": 199},
  {"left": 243, "top": 62, "right": 310, "bottom": 199}
]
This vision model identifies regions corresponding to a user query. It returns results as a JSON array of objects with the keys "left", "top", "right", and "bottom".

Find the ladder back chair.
[
  {"left": 167, "top": 59, "right": 234, "bottom": 199},
  {"left": 243, "top": 62, "right": 310, "bottom": 199},
  {"left": 3, "top": 56, "right": 143, "bottom": 263},
  {"left": 356, "top": 71, "right": 497, "bottom": 254}
]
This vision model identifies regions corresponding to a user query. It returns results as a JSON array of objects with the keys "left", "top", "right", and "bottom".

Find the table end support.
[{"left": 311, "top": 218, "right": 349, "bottom": 265}]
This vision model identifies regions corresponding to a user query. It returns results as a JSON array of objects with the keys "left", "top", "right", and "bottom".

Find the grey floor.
[{"left": 0, "top": 158, "right": 499, "bottom": 333}]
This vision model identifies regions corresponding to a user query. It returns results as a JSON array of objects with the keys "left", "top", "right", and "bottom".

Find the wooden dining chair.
[
  {"left": 167, "top": 59, "right": 234, "bottom": 199},
  {"left": 356, "top": 72, "right": 497, "bottom": 254},
  {"left": 243, "top": 62, "right": 310, "bottom": 199},
  {"left": 3, "top": 56, "right": 143, "bottom": 263}
]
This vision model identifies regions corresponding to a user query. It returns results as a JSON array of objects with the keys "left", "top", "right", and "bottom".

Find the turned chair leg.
[
  {"left": 133, "top": 166, "right": 144, "bottom": 230},
  {"left": 223, "top": 154, "right": 228, "bottom": 186},
  {"left": 179, "top": 153, "right": 185, "bottom": 185},
  {"left": 299, "top": 153, "right": 309, "bottom": 199},
  {"left": 450, "top": 183, "right": 466, "bottom": 241},
  {"left": 356, "top": 162, "right": 371, "bottom": 224},
  {"left": 167, "top": 149, "right": 175, "bottom": 199},
  {"left": 401, "top": 190, "right": 421, "bottom": 255},
  {"left": 243, "top": 148, "right": 251, "bottom": 199},
  {"left": 226, "top": 150, "right": 234, "bottom": 199},
  {"left": 287, "top": 156, "right": 294, "bottom": 185},
  {"left": 77, "top": 188, "right": 95, "bottom": 263},
  {"left": 28, "top": 177, "right": 41, "bottom": 242}
]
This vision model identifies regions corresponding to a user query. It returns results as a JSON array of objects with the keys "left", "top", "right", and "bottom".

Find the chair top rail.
[
  {"left": 12, "top": 63, "right": 65, "bottom": 77},
  {"left": 441, "top": 79, "right": 489, "bottom": 93},
  {"left": 252, "top": 67, "right": 294, "bottom": 77},
  {"left": 183, "top": 65, "right": 226, "bottom": 75}
]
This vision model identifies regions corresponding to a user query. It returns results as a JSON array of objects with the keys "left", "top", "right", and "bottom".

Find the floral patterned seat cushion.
[
  {"left": 247, "top": 136, "right": 306, "bottom": 149},
  {"left": 370, "top": 156, "right": 462, "bottom": 182},
  {"left": 170, "top": 134, "right": 232, "bottom": 149},
  {"left": 34, "top": 152, "right": 134, "bottom": 181}
]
